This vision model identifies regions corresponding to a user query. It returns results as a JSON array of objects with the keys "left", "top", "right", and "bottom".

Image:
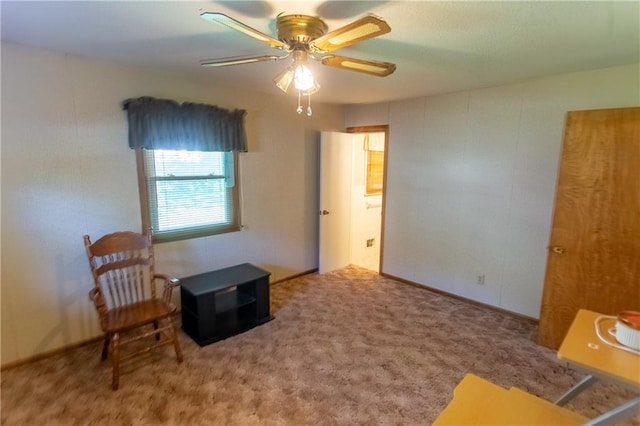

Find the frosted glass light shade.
[
  {"left": 273, "top": 67, "right": 294, "bottom": 92},
  {"left": 301, "top": 81, "right": 320, "bottom": 96}
]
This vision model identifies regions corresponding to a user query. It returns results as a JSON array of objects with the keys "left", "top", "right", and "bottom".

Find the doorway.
[
  {"left": 318, "top": 126, "right": 388, "bottom": 274},
  {"left": 347, "top": 126, "right": 388, "bottom": 272}
]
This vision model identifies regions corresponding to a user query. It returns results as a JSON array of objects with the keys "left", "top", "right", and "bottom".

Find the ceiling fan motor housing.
[{"left": 276, "top": 14, "right": 328, "bottom": 47}]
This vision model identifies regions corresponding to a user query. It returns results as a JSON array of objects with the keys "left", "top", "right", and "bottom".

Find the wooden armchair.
[{"left": 84, "top": 231, "right": 183, "bottom": 390}]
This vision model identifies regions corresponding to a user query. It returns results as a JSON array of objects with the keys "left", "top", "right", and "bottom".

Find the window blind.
[{"left": 142, "top": 149, "right": 239, "bottom": 242}]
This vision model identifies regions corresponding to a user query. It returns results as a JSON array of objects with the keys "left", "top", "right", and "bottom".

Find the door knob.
[
  {"left": 320, "top": 210, "right": 330, "bottom": 216},
  {"left": 549, "top": 246, "right": 566, "bottom": 254}
]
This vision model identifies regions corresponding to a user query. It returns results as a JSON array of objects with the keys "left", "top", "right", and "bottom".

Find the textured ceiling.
[{"left": 2, "top": 1, "right": 639, "bottom": 105}]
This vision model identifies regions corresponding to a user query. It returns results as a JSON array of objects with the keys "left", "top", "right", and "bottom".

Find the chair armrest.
[
  {"left": 155, "top": 274, "right": 181, "bottom": 286},
  {"left": 154, "top": 274, "right": 181, "bottom": 304}
]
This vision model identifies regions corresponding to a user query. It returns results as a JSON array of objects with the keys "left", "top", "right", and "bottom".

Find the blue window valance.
[{"left": 122, "top": 96, "right": 247, "bottom": 152}]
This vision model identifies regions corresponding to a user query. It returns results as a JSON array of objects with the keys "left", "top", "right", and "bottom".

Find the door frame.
[{"left": 346, "top": 125, "right": 389, "bottom": 274}]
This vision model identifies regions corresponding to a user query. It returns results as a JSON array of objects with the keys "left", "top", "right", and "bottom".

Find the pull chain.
[
  {"left": 296, "top": 91, "right": 303, "bottom": 114},
  {"left": 307, "top": 92, "right": 312, "bottom": 116}
]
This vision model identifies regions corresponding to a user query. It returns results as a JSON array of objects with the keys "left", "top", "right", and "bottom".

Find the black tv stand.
[{"left": 180, "top": 263, "right": 272, "bottom": 346}]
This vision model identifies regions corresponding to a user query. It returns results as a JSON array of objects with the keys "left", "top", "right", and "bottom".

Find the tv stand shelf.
[
  {"left": 215, "top": 291, "right": 255, "bottom": 313},
  {"left": 180, "top": 263, "right": 272, "bottom": 346}
]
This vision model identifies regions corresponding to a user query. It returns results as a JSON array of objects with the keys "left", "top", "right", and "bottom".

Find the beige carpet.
[{"left": 1, "top": 266, "right": 637, "bottom": 425}]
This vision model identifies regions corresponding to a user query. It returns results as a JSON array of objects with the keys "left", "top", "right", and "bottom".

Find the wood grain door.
[{"left": 538, "top": 107, "right": 640, "bottom": 349}]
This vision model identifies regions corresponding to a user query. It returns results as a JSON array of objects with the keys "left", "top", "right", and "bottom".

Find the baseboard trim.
[
  {"left": 2, "top": 268, "right": 533, "bottom": 370},
  {"left": 380, "top": 272, "right": 539, "bottom": 324},
  {"left": 1, "top": 335, "right": 105, "bottom": 371},
  {"left": 2, "top": 269, "right": 319, "bottom": 371},
  {"left": 270, "top": 268, "right": 318, "bottom": 285}
]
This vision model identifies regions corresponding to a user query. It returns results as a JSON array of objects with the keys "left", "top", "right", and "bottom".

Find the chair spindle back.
[{"left": 84, "top": 231, "right": 157, "bottom": 309}]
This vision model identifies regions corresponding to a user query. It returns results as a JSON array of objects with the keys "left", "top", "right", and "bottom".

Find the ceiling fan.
[{"left": 200, "top": 11, "right": 396, "bottom": 115}]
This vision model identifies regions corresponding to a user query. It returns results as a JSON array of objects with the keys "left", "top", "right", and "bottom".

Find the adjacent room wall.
[
  {"left": 0, "top": 42, "right": 344, "bottom": 366},
  {"left": 346, "top": 63, "right": 639, "bottom": 319},
  {"left": 350, "top": 133, "right": 383, "bottom": 272}
]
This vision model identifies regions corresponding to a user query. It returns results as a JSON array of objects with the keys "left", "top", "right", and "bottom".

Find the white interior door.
[{"left": 319, "top": 131, "right": 353, "bottom": 274}]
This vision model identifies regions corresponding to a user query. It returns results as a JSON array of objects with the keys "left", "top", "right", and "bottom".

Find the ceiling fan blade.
[
  {"left": 310, "top": 15, "right": 391, "bottom": 52},
  {"left": 320, "top": 55, "right": 396, "bottom": 77},
  {"left": 200, "top": 54, "right": 288, "bottom": 67},
  {"left": 200, "top": 12, "right": 287, "bottom": 49}
]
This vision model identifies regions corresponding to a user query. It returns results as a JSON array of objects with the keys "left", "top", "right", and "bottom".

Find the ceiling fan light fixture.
[
  {"left": 293, "top": 63, "right": 315, "bottom": 91},
  {"left": 272, "top": 49, "right": 319, "bottom": 115},
  {"left": 273, "top": 67, "right": 294, "bottom": 92},
  {"left": 290, "top": 49, "right": 317, "bottom": 92}
]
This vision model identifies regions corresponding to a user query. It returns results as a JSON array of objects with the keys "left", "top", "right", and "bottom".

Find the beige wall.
[
  {"left": 2, "top": 40, "right": 638, "bottom": 366},
  {"left": 0, "top": 42, "right": 344, "bottom": 366},
  {"left": 346, "top": 63, "right": 640, "bottom": 318}
]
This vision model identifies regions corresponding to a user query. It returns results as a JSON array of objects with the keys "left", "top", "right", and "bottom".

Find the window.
[
  {"left": 366, "top": 149, "right": 385, "bottom": 194},
  {"left": 363, "top": 132, "right": 386, "bottom": 195},
  {"left": 124, "top": 97, "right": 247, "bottom": 243},
  {"left": 136, "top": 149, "right": 240, "bottom": 243}
]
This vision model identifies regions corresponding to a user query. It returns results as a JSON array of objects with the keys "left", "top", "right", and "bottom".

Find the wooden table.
[
  {"left": 556, "top": 309, "right": 640, "bottom": 425},
  {"left": 433, "top": 373, "right": 586, "bottom": 425}
]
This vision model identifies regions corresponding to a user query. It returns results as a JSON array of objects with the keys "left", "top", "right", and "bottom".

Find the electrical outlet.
[
  {"left": 476, "top": 275, "right": 485, "bottom": 285},
  {"left": 366, "top": 238, "right": 375, "bottom": 247}
]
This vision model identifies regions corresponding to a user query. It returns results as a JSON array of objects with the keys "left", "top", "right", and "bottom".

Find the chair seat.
[{"left": 104, "top": 299, "right": 176, "bottom": 333}]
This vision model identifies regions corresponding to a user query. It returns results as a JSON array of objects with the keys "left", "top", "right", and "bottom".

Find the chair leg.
[
  {"left": 111, "top": 333, "right": 120, "bottom": 390},
  {"left": 168, "top": 317, "right": 183, "bottom": 363},
  {"left": 153, "top": 320, "right": 160, "bottom": 341},
  {"left": 101, "top": 335, "right": 110, "bottom": 361}
]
